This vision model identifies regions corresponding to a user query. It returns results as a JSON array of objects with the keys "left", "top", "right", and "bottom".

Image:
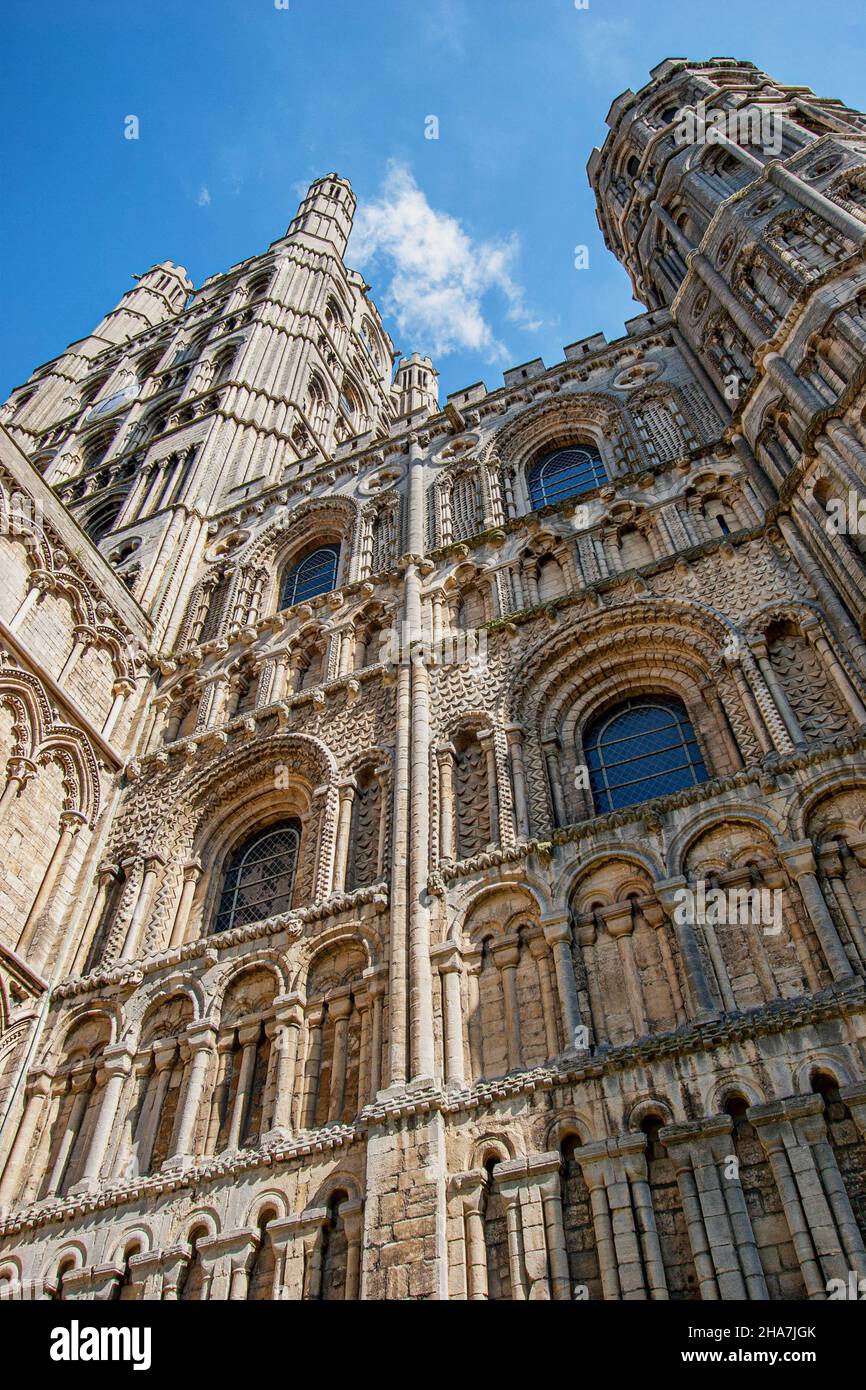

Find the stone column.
[
  {"left": 166, "top": 1024, "right": 216, "bottom": 1165},
  {"left": 579, "top": 1156, "right": 621, "bottom": 1300},
  {"left": 134, "top": 1044, "right": 175, "bottom": 1174},
  {"left": 464, "top": 947, "right": 484, "bottom": 1081},
  {"left": 44, "top": 1073, "right": 89, "bottom": 1196},
  {"left": 741, "top": 648, "right": 795, "bottom": 753},
  {"left": 126, "top": 1252, "right": 164, "bottom": 1302},
  {"left": 225, "top": 1023, "right": 260, "bottom": 1150},
  {"left": 364, "top": 969, "right": 386, "bottom": 1100},
  {"left": 542, "top": 734, "right": 567, "bottom": 827},
  {"left": 660, "top": 1118, "right": 768, "bottom": 1301},
  {"left": 529, "top": 935, "right": 561, "bottom": 1059},
  {"left": 777, "top": 512, "right": 866, "bottom": 670},
  {"left": 142, "top": 693, "right": 172, "bottom": 755},
  {"left": 504, "top": 1158, "right": 576, "bottom": 1304},
  {"left": 17, "top": 809, "right": 86, "bottom": 960},
  {"left": 728, "top": 656, "right": 775, "bottom": 755},
  {"left": 408, "top": 604, "right": 436, "bottom": 1082},
  {"left": 588, "top": 1138, "right": 667, "bottom": 1299},
  {"left": 620, "top": 1139, "right": 669, "bottom": 1300},
  {"left": 492, "top": 938, "right": 522, "bottom": 1072},
  {"left": 496, "top": 1182, "right": 528, "bottom": 1301},
  {"left": 303, "top": 1004, "right": 326, "bottom": 1129},
  {"left": 337, "top": 626, "right": 355, "bottom": 678},
  {"left": 0, "top": 1070, "right": 52, "bottom": 1211},
  {"left": 654, "top": 878, "right": 719, "bottom": 1021},
  {"left": 643, "top": 897, "right": 688, "bottom": 1024},
  {"left": 159, "top": 1246, "right": 191, "bottom": 1301},
  {"left": 700, "top": 678, "right": 744, "bottom": 771},
  {"left": 268, "top": 648, "right": 292, "bottom": 705},
  {"left": 265, "top": 995, "right": 305, "bottom": 1138},
  {"left": 72, "top": 862, "right": 120, "bottom": 974},
  {"left": 355, "top": 984, "right": 372, "bottom": 1105},
  {"left": 801, "top": 1106, "right": 866, "bottom": 1278},
  {"left": 342, "top": 1199, "right": 364, "bottom": 1300},
  {"left": 102, "top": 679, "right": 135, "bottom": 740},
  {"left": 604, "top": 903, "right": 649, "bottom": 1038},
  {"left": 750, "top": 639, "right": 804, "bottom": 745},
  {"left": 435, "top": 743, "right": 457, "bottom": 862},
  {"left": 0, "top": 755, "right": 36, "bottom": 817},
  {"left": 536, "top": 1162, "right": 572, "bottom": 1301},
  {"left": 506, "top": 725, "right": 531, "bottom": 839},
  {"left": 204, "top": 1036, "right": 234, "bottom": 1155},
  {"left": 801, "top": 616, "right": 866, "bottom": 726},
  {"left": 326, "top": 989, "right": 353, "bottom": 1123},
  {"left": 373, "top": 764, "right": 390, "bottom": 879},
  {"left": 168, "top": 860, "right": 203, "bottom": 949},
  {"left": 461, "top": 1174, "right": 489, "bottom": 1301},
  {"left": 432, "top": 944, "right": 465, "bottom": 1086},
  {"left": 386, "top": 607, "right": 411, "bottom": 1087},
  {"left": 119, "top": 853, "right": 165, "bottom": 963},
  {"left": 266, "top": 1217, "right": 306, "bottom": 1300},
  {"left": 431, "top": 588, "right": 445, "bottom": 646},
  {"left": 301, "top": 1220, "right": 327, "bottom": 1301},
  {"left": 819, "top": 848, "right": 866, "bottom": 966},
  {"left": 779, "top": 842, "right": 853, "bottom": 982},
  {"left": 542, "top": 915, "right": 585, "bottom": 1053},
  {"left": 7, "top": 579, "right": 48, "bottom": 634},
  {"left": 331, "top": 782, "right": 356, "bottom": 895},
  {"left": 309, "top": 784, "right": 335, "bottom": 902},
  {"left": 58, "top": 624, "right": 95, "bottom": 683},
  {"left": 764, "top": 160, "right": 866, "bottom": 246},
  {"left": 748, "top": 1097, "right": 860, "bottom": 1294},
  {"left": 70, "top": 1046, "right": 133, "bottom": 1194},
  {"left": 197, "top": 1232, "right": 258, "bottom": 1302}
]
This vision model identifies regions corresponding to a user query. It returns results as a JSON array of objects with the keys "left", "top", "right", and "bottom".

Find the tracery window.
[
  {"left": 527, "top": 446, "right": 607, "bottom": 510},
  {"left": 279, "top": 543, "right": 340, "bottom": 610},
  {"left": 584, "top": 696, "right": 707, "bottom": 814},
  {"left": 214, "top": 820, "right": 301, "bottom": 933}
]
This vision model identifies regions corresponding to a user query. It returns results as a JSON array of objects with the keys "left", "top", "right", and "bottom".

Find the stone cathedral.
[{"left": 1, "top": 55, "right": 866, "bottom": 1303}]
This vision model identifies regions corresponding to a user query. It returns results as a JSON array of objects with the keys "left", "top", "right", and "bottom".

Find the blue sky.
[{"left": 2, "top": 0, "right": 865, "bottom": 404}]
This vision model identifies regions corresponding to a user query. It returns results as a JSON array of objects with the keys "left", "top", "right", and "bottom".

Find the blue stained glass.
[
  {"left": 527, "top": 446, "right": 607, "bottom": 510},
  {"left": 279, "top": 543, "right": 340, "bottom": 610}
]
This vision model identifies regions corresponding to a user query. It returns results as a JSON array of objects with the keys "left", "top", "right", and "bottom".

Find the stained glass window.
[
  {"left": 279, "top": 544, "right": 340, "bottom": 610},
  {"left": 527, "top": 446, "right": 606, "bottom": 510},
  {"left": 585, "top": 697, "right": 708, "bottom": 814}
]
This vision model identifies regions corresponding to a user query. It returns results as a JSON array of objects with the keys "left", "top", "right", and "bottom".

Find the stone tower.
[{"left": 1, "top": 64, "right": 866, "bottom": 1303}]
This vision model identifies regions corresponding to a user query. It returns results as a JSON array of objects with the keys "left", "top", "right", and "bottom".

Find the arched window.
[
  {"left": 248, "top": 271, "right": 272, "bottom": 300},
  {"left": 527, "top": 445, "right": 606, "bottom": 510},
  {"left": 81, "top": 429, "right": 115, "bottom": 472},
  {"left": 82, "top": 493, "right": 126, "bottom": 543},
  {"left": 325, "top": 298, "right": 345, "bottom": 334},
  {"left": 279, "top": 544, "right": 340, "bottom": 610},
  {"left": 305, "top": 373, "right": 328, "bottom": 432},
  {"left": 584, "top": 696, "right": 707, "bottom": 814},
  {"left": 214, "top": 820, "right": 301, "bottom": 933}
]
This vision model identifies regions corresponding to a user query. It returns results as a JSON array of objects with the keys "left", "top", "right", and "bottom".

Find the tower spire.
[{"left": 285, "top": 174, "right": 356, "bottom": 257}]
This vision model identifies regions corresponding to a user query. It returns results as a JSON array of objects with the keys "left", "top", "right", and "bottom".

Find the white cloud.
[
  {"left": 350, "top": 162, "right": 539, "bottom": 361},
  {"left": 197, "top": 185, "right": 212, "bottom": 207}
]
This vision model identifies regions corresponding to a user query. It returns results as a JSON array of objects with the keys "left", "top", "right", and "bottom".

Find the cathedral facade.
[{"left": 1, "top": 56, "right": 866, "bottom": 1301}]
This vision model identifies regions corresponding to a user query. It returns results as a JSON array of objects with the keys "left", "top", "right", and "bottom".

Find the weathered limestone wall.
[{"left": 2, "top": 67, "right": 866, "bottom": 1300}]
